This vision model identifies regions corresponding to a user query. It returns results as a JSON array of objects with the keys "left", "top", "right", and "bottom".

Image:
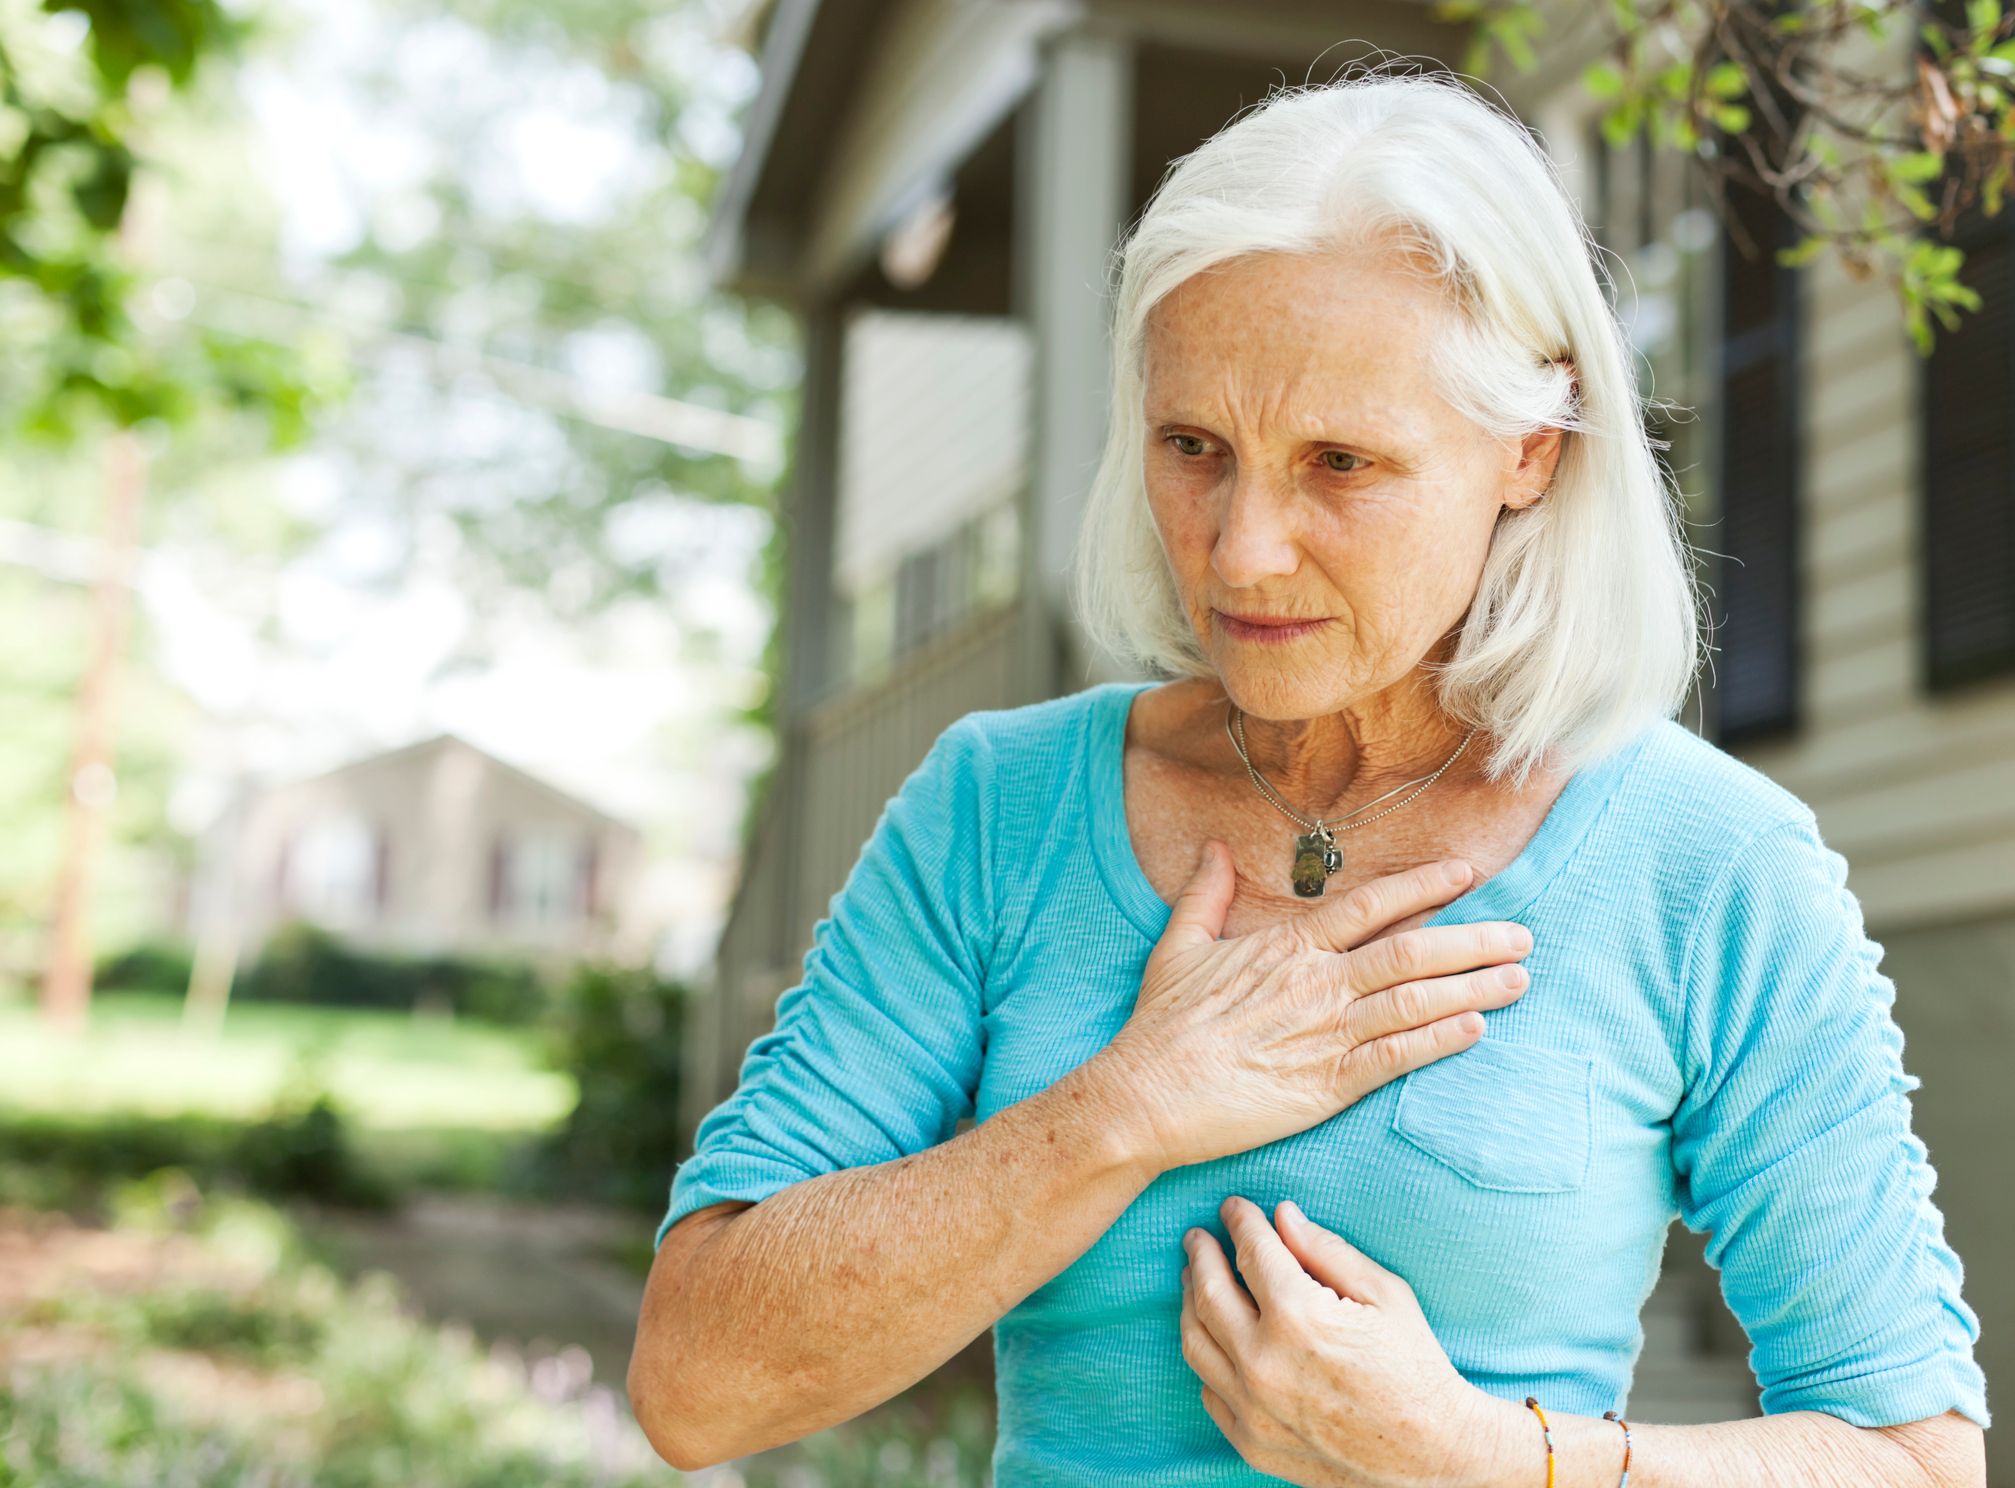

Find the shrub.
[
  {"left": 539, "top": 962, "right": 691, "bottom": 1211},
  {"left": 95, "top": 938, "right": 196, "bottom": 996},
  {"left": 0, "top": 1093, "right": 394, "bottom": 1215},
  {"left": 97, "top": 923, "right": 558, "bottom": 1025}
]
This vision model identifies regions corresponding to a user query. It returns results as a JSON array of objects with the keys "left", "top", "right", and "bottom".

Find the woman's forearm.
[
  {"left": 1468, "top": 1392, "right": 1984, "bottom": 1487},
  {"left": 629, "top": 1054, "right": 1161, "bottom": 1469}
]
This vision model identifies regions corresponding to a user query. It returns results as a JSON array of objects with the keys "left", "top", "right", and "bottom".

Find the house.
[
  {"left": 189, "top": 732, "right": 645, "bottom": 972},
  {"left": 690, "top": 0, "right": 2013, "bottom": 1451}
]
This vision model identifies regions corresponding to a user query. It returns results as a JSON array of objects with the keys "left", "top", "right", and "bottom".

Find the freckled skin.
[{"left": 1129, "top": 241, "right": 1567, "bottom": 940}]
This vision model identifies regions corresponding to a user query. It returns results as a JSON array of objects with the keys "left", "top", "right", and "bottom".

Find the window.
[
  {"left": 490, "top": 827, "right": 590, "bottom": 928},
  {"left": 1918, "top": 0, "right": 2015, "bottom": 691},
  {"left": 289, "top": 812, "right": 382, "bottom": 926},
  {"left": 1708, "top": 45, "right": 1805, "bottom": 746}
]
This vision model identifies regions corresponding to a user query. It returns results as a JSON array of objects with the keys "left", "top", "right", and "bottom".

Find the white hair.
[{"left": 1069, "top": 60, "right": 1706, "bottom": 789}]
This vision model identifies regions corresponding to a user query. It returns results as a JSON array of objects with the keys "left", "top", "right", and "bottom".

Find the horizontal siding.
[
  {"left": 1737, "top": 224, "right": 2015, "bottom": 932},
  {"left": 1805, "top": 416, "right": 1912, "bottom": 519}
]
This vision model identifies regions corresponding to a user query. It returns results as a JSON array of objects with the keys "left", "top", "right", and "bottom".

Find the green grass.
[{"left": 0, "top": 991, "right": 574, "bottom": 1132}]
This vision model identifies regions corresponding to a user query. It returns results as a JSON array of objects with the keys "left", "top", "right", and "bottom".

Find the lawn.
[{"left": 0, "top": 991, "right": 575, "bottom": 1132}]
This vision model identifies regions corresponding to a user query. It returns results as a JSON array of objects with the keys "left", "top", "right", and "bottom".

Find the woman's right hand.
[{"left": 1095, "top": 841, "right": 1533, "bottom": 1174}]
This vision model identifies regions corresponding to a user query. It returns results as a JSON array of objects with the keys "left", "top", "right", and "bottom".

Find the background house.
[
  {"left": 186, "top": 732, "right": 646, "bottom": 974},
  {"left": 688, "top": 0, "right": 2012, "bottom": 1456}
]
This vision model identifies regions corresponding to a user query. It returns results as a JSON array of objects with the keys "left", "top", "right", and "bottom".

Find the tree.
[{"left": 1448, "top": 0, "right": 2015, "bottom": 353}]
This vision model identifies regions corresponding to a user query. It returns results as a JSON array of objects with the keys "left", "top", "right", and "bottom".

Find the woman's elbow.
[
  {"left": 628, "top": 1338, "right": 726, "bottom": 1471},
  {"left": 626, "top": 1203, "right": 758, "bottom": 1469}
]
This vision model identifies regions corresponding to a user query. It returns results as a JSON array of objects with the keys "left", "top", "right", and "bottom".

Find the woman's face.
[{"left": 1140, "top": 244, "right": 1560, "bottom": 721}]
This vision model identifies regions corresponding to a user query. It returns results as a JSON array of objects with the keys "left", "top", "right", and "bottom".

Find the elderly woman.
[{"left": 628, "top": 68, "right": 1991, "bottom": 1486}]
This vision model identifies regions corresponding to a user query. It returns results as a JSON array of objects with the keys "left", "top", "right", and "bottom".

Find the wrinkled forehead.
[{"left": 1139, "top": 251, "right": 1459, "bottom": 433}]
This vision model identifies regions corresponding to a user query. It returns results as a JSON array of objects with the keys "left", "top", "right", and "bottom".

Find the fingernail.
[
  {"left": 1444, "top": 860, "right": 1470, "bottom": 886},
  {"left": 1281, "top": 1199, "right": 1304, "bottom": 1224}
]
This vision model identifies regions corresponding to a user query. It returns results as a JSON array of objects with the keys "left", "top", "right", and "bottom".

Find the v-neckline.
[{"left": 1087, "top": 679, "right": 1653, "bottom": 942}]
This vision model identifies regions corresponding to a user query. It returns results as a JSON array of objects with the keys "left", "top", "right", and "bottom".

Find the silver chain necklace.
[{"left": 1224, "top": 703, "right": 1479, "bottom": 898}]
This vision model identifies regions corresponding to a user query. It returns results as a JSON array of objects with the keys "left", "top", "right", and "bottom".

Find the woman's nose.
[{"left": 1210, "top": 471, "right": 1302, "bottom": 587}]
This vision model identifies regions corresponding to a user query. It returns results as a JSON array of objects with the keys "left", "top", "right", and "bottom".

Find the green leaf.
[
  {"left": 1896, "top": 182, "right": 1940, "bottom": 221},
  {"left": 1890, "top": 150, "right": 1948, "bottom": 183},
  {"left": 1582, "top": 61, "right": 1625, "bottom": 99},
  {"left": 1704, "top": 61, "right": 1748, "bottom": 97},
  {"left": 1776, "top": 235, "right": 1829, "bottom": 267},
  {"left": 1600, "top": 99, "right": 1644, "bottom": 148}
]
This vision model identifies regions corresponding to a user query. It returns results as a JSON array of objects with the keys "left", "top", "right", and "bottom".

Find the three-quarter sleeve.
[
  {"left": 1670, "top": 812, "right": 1991, "bottom": 1429},
  {"left": 653, "top": 715, "right": 995, "bottom": 1250}
]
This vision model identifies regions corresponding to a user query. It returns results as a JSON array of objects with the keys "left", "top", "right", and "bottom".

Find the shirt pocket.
[{"left": 1389, "top": 1037, "right": 1594, "bottom": 1193}]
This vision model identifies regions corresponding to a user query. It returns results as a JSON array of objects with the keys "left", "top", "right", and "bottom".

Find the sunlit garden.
[{"left": 0, "top": 957, "right": 1000, "bottom": 1486}]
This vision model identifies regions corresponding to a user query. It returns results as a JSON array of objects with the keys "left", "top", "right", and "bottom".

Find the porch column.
[
  {"left": 1013, "top": 30, "right": 1135, "bottom": 694},
  {"left": 782, "top": 300, "right": 847, "bottom": 716}
]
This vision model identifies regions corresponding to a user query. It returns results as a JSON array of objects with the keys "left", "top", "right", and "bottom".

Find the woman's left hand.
[{"left": 1179, "top": 1194, "right": 1510, "bottom": 1488}]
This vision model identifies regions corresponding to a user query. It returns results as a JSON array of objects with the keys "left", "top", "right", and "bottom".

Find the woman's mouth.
[{"left": 1214, "top": 610, "right": 1333, "bottom": 644}]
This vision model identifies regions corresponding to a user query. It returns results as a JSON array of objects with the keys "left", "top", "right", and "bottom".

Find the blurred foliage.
[
  {"left": 241, "top": 920, "right": 554, "bottom": 1025},
  {"left": 0, "top": 1087, "right": 395, "bottom": 1215},
  {"left": 230, "top": 0, "right": 798, "bottom": 628},
  {"left": 0, "top": 1173, "right": 677, "bottom": 1486},
  {"left": 0, "top": 1171, "right": 1001, "bottom": 1486},
  {"left": 98, "top": 925, "right": 554, "bottom": 1023},
  {"left": 0, "top": 564, "right": 199, "bottom": 982},
  {"left": 1, "top": 0, "right": 791, "bottom": 998},
  {"left": 537, "top": 958, "right": 689, "bottom": 1211},
  {"left": 1447, "top": 0, "right": 2015, "bottom": 353},
  {"left": 0, "top": 0, "right": 345, "bottom": 438}
]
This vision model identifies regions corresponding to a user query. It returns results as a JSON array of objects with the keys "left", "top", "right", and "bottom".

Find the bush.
[
  {"left": 0, "top": 1092, "right": 394, "bottom": 1215},
  {"left": 539, "top": 962, "right": 691, "bottom": 1211},
  {"left": 95, "top": 939, "right": 196, "bottom": 996},
  {"left": 116, "top": 922, "right": 557, "bottom": 1025}
]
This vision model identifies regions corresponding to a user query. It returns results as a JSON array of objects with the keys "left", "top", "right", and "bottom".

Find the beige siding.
[{"left": 1743, "top": 222, "right": 2015, "bottom": 931}]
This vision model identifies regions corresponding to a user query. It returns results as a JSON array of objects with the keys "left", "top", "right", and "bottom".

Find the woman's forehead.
[
  {"left": 1149, "top": 246, "right": 1446, "bottom": 326},
  {"left": 1142, "top": 282, "right": 1449, "bottom": 438}
]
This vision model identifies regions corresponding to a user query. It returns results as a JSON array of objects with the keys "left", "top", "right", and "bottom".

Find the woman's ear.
[{"left": 1503, "top": 423, "right": 1566, "bottom": 512}]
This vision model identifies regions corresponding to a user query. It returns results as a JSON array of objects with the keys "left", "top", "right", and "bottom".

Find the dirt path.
[{"left": 301, "top": 1190, "right": 650, "bottom": 1390}]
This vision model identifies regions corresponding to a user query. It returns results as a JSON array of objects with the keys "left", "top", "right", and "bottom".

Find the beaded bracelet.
[
  {"left": 1526, "top": 1398, "right": 1634, "bottom": 1487},
  {"left": 1522, "top": 1396, "right": 1555, "bottom": 1487},
  {"left": 1603, "top": 1409, "right": 1634, "bottom": 1485}
]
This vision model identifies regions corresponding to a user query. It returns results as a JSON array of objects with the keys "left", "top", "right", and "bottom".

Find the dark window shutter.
[
  {"left": 1919, "top": 5, "right": 2015, "bottom": 690},
  {"left": 578, "top": 836, "right": 598, "bottom": 920},
  {"left": 372, "top": 824, "right": 391, "bottom": 918},
  {"left": 488, "top": 834, "right": 510, "bottom": 922},
  {"left": 1710, "top": 82, "right": 1804, "bottom": 746}
]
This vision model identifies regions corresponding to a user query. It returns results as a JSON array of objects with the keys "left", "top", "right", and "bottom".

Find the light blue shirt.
[{"left": 659, "top": 680, "right": 1991, "bottom": 1483}]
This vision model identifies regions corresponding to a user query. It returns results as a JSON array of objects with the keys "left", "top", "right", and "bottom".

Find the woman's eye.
[
  {"left": 1168, "top": 434, "right": 1210, "bottom": 458},
  {"left": 1320, "top": 450, "right": 1366, "bottom": 474}
]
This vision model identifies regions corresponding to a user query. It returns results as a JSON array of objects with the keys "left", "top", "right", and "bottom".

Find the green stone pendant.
[{"left": 1292, "top": 828, "right": 1342, "bottom": 898}]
